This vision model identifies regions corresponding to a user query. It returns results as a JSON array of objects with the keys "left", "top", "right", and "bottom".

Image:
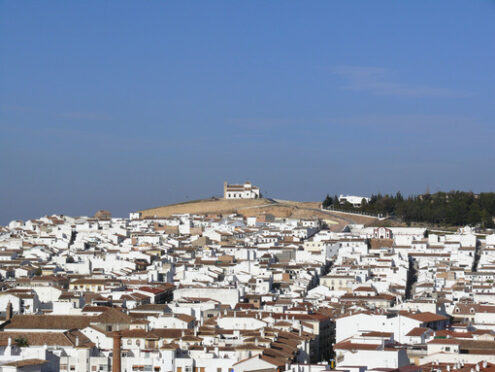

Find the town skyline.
[{"left": 3, "top": 182, "right": 495, "bottom": 226}]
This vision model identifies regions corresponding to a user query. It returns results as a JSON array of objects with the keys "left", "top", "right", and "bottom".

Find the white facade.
[
  {"left": 224, "top": 181, "right": 260, "bottom": 199},
  {"left": 338, "top": 195, "right": 370, "bottom": 207}
]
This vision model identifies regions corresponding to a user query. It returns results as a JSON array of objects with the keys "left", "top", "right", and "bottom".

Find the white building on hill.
[
  {"left": 338, "top": 194, "right": 370, "bottom": 207},
  {"left": 224, "top": 181, "right": 260, "bottom": 199}
]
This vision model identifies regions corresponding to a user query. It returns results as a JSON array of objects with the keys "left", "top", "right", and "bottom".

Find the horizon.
[
  {"left": 1, "top": 1, "right": 495, "bottom": 224},
  {"left": 5, "top": 187, "right": 495, "bottom": 223}
]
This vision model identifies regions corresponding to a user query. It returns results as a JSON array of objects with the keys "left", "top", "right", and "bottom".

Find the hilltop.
[{"left": 137, "top": 197, "right": 378, "bottom": 230}]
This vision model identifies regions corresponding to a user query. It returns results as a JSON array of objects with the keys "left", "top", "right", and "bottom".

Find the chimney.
[
  {"left": 112, "top": 332, "right": 122, "bottom": 372},
  {"left": 6, "top": 302, "right": 12, "bottom": 321},
  {"left": 75, "top": 336, "right": 80, "bottom": 347}
]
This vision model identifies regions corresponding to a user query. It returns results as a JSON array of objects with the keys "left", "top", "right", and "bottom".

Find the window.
[
  {"left": 127, "top": 340, "right": 132, "bottom": 345},
  {"left": 217, "top": 369, "right": 222, "bottom": 372},
  {"left": 177, "top": 368, "right": 182, "bottom": 372}
]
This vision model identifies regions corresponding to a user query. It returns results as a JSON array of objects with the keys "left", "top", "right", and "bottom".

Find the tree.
[
  {"left": 322, "top": 190, "right": 495, "bottom": 227},
  {"left": 467, "top": 203, "right": 481, "bottom": 226},
  {"left": 322, "top": 194, "right": 333, "bottom": 209},
  {"left": 14, "top": 336, "right": 29, "bottom": 347},
  {"left": 481, "top": 209, "right": 495, "bottom": 229}
]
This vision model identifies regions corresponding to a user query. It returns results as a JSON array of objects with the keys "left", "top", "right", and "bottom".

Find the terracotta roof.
[
  {"left": 119, "top": 329, "right": 159, "bottom": 339},
  {"left": 334, "top": 341, "right": 381, "bottom": 350},
  {"left": 400, "top": 311, "right": 449, "bottom": 323},
  {"left": 1, "top": 359, "right": 47, "bottom": 367},
  {"left": 0, "top": 330, "right": 93, "bottom": 348},
  {"left": 428, "top": 339, "right": 460, "bottom": 345},
  {"left": 361, "top": 331, "right": 393, "bottom": 338},
  {"left": 406, "top": 327, "right": 430, "bottom": 337},
  {"left": 93, "top": 307, "right": 133, "bottom": 324},
  {"left": 5, "top": 315, "right": 91, "bottom": 330}
]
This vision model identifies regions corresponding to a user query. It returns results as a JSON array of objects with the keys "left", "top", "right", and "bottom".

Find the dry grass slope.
[
  {"left": 138, "top": 197, "right": 378, "bottom": 230},
  {"left": 139, "top": 198, "right": 274, "bottom": 218}
]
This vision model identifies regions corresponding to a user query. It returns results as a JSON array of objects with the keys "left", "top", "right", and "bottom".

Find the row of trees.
[{"left": 323, "top": 191, "right": 495, "bottom": 228}]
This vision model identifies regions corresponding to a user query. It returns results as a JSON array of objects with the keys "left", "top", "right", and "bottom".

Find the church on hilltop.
[{"left": 224, "top": 181, "right": 261, "bottom": 199}]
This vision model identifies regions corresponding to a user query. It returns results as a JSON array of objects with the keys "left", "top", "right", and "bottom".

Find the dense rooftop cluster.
[{"left": 0, "top": 213, "right": 495, "bottom": 372}]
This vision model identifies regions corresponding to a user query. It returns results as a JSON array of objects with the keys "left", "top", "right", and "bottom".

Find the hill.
[
  {"left": 139, "top": 198, "right": 274, "bottom": 218},
  {"left": 137, "top": 198, "right": 378, "bottom": 230}
]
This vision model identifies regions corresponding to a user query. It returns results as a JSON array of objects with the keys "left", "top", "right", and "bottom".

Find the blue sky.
[{"left": 1, "top": 1, "right": 494, "bottom": 223}]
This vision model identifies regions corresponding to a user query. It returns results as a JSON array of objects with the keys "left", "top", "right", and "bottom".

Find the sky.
[{"left": 1, "top": 1, "right": 494, "bottom": 224}]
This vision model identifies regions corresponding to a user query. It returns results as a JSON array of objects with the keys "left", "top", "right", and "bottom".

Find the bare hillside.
[
  {"left": 139, "top": 198, "right": 274, "bottom": 218},
  {"left": 137, "top": 197, "right": 378, "bottom": 230}
]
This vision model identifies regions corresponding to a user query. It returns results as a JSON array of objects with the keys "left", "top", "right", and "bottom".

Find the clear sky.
[{"left": 1, "top": 1, "right": 494, "bottom": 224}]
